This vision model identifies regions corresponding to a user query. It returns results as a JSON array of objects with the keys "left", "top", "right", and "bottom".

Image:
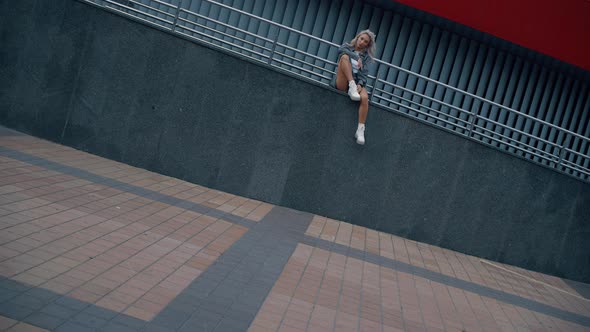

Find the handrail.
[
  {"left": 376, "top": 79, "right": 471, "bottom": 118},
  {"left": 179, "top": 9, "right": 275, "bottom": 44},
  {"left": 176, "top": 17, "right": 274, "bottom": 53},
  {"left": 105, "top": 0, "right": 174, "bottom": 24},
  {"left": 131, "top": 0, "right": 176, "bottom": 9},
  {"left": 175, "top": 24, "right": 271, "bottom": 61},
  {"left": 373, "top": 59, "right": 590, "bottom": 143},
  {"left": 197, "top": 0, "right": 341, "bottom": 48},
  {"left": 194, "top": 0, "right": 588, "bottom": 143},
  {"left": 76, "top": 0, "right": 590, "bottom": 182},
  {"left": 275, "top": 43, "right": 338, "bottom": 66},
  {"left": 273, "top": 51, "right": 335, "bottom": 72}
]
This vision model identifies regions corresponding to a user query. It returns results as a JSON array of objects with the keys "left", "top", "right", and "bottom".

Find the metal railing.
[{"left": 80, "top": 0, "right": 590, "bottom": 182}]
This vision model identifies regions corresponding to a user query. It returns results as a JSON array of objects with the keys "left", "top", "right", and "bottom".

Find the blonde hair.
[{"left": 348, "top": 29, "right": 377, "bottom": 60}]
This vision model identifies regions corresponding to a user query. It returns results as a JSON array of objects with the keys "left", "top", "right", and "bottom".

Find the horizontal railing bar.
[
  {"left": 471, "top": 125, "right": 557, "bottom": 157},
  {"left": 175, "top": 26, "right": 271, "bottom": 61},
  {"left": 103, "top": 3, "right": 174, "bottom": 27},
  {"left": 275, "top": 43, "right": 338, "bottom": 66},
  {"left": 373, "top": 89, "right": 471, "bottom": 126},
  {"left": 272, "top": 51, "right": 335, "bottom": 74},
  {"left": 471, "top": 129, "right": 558, "bottom": 163},
  {"left": 131, "top": 0, "right": 176, "bottom": 9},
  {"left": 179, "top": 9, "right": 275, "bottom": 44},
  {"left": 176, "top": 18, "right": 273, "bottom": 53},
  {"left": 200, "top": 0, "right": 340, "bottom": 47},
  {"left": 126, "top": 0, "right": 176, "bottom": 16},
  {"left": 267, "top": 62, "right": 332, "bottom": 86},
  {"left": 561, "top": 155, "right": 590, "bottom": 168},
  {"left": 564, "top": 147, "right": 590, "bottom": 160},
  {"left": 105, "top": 0, "right": 175, "bottom": 23},
  {"left": 175, "top": 29, "right": 270, "bottom": 65},
  {"left": 473, "top": 116, "right": 564, "bottom": 149},
  {"left": 560, "top": 160, "right": 590, "bottom": 176},
  {"left": 270, "top": 58, "right": 332, "bottom": 80},
  {"left": 373, "top": 95, "right": 471, "bottom": 131},
  {"left": 376, "top": 79, "right": 472, "bottom": 118}
]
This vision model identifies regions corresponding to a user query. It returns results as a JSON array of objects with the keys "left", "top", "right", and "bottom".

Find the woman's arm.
[
  {"left": 337, "top": 44, "right": 359, "bottom": 60},
  {"left": 356, "top": 55, "right": 371, "bottom": 87}
]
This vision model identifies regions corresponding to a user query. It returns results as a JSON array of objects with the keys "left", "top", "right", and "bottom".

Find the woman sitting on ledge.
[{"left": 333, "top": 29, "right": 377, "bottom": 145}]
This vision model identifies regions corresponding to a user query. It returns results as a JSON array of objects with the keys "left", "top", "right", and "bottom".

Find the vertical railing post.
[
  {"left": 467, "top": 100, "right": 478, "bottom": 138},
  {"left": 267, "top": 28, "right": 280, "bottom": 65},
  {"left": 557, "top": 145, "right": 566, "bottom": 169},
  {"left": 369, "top": 62, "right": 381, "bottom": 104},
  {"left": 172, "top": 1, "right": 182, "bottom": 31},
  {"left": 557, "top": 132, "right": 571, "bottom": 169}
]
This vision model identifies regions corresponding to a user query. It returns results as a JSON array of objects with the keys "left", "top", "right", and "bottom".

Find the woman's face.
[{"left": 356, "top": 33, "right": 371, "bottom": 50}]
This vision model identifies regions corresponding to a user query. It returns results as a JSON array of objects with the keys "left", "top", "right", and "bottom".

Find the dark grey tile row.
[
  {"left": 0, "top": 276, "right": 146, "bottom": 331},
  {"left": 146, "top": 206, "right": 313, "bottom": 332},
  {"left": 301, "top": 236, "right": 590, "bottom": 328},
  {"left": 0, "top": 146, "right": 258, "bottom": 230}
]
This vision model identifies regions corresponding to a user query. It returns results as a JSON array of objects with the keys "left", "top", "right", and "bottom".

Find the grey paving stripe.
[
  {"left": 301, "top": 235, "right": 590, "bottom": 328},
  {"left": 0, "top": 276, "right": 146, "bottom": 331},
  {"left": 0, "top": 146, "right": 257, "bottom": 230},
  {"left": 146, "top": 206, "right": 313, "bottom": 332}
]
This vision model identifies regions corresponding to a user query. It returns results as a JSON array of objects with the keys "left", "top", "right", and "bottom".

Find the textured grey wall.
[{"left": 1, "top": 0, "right": 589, "bottom": 282}]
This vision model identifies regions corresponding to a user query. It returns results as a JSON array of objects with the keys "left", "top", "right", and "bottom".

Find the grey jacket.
[{"left": 336, "top": 43, "right": 373, "bottom": 87}]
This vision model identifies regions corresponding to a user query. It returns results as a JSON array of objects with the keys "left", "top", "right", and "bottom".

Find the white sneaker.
[
  {"left": 348, "top": 84, "right": 361, "bottom": 101},
  {"left": 355, "top": 125, "right": 365, "bottom": 145}
]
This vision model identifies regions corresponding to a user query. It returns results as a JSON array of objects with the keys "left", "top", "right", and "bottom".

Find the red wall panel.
[{"left": 393, "top": 0, "right": 590, "bottom": 72}]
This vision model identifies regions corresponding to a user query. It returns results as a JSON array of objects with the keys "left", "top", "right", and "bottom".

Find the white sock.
[
  {"left": 349, "top": 80, "right": 356, "bottom": 87},
  {"left": 357, "top": 123, "right": 365, "bottom": 131}
]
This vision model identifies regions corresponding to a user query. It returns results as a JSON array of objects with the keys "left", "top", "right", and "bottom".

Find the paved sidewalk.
[{"left": 0, "top": 125, "right": 588, "bottom": 332}]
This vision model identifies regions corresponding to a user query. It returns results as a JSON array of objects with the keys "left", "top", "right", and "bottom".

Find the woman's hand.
[
  {"left": 358, "top": 58, "right": 363, "bottom": 70},
  {"left": 357, "top": 84, "right": 362, "bottom": 92}
]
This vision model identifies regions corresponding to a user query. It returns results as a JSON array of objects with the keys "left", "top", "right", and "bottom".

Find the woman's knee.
[
  {"left": 339, "top": 54, "right": 350, "bottom": 64},
  {"left": 360, "top": 90, "right": 369, "bottom": 103}
]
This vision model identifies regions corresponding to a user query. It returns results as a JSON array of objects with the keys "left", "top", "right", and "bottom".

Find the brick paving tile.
[
  {"left": 0, "top": 315, "right": 19, "bottom": 330},
  {"left": 304, "top": 215, "right": 325, "bottom": 238},
  {"left": 319, "top": 218, "right": 338, "bottom": 242},
  {"left": 244, "top": 202, "right": 273, "bottom": 222}
]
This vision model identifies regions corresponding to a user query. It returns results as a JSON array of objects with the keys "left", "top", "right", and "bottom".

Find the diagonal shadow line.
[{"left": 301, "top": 236, "right": 590, "bottom": 328}]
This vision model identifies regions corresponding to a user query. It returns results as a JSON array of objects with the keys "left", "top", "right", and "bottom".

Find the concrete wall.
[{"left": 1, "top": 0, "right": 589, "bottom": 282}]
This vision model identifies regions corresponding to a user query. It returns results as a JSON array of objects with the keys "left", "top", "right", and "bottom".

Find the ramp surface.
[{"left": 0, "top": 126, "right": 589, "bottom": 331}]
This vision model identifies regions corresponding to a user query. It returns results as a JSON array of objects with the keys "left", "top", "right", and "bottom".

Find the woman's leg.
[
  {"left": 355, "top": 87, "right": 370, "bottom": 145},
  {"left": 336, "top": 55, "right": 361, "bottom": 101},
  {"left": 358, "top": 87, "right": 369, "bottom": 123},
  {"left": 335, "top": 54, "right": 354, "bottom": 91}
]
